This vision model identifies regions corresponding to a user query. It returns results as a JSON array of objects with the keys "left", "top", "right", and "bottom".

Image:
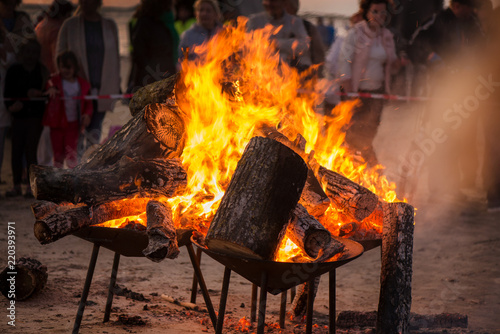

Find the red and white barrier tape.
[{"left": 1, "top": 93, "right": 134, "bottom": 102}]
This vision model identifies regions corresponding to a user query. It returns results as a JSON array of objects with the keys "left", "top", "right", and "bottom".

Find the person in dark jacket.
[
  {"left": 4, "top": 38, "right": 49, "bottom": 197},
  {"left": 128, "top": 0, "right": 178, "bottom": 93}
]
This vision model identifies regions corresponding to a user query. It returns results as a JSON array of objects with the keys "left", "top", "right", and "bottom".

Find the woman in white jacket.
[{"left": 56, "top": 0, "right": 120, "bottom": 159}]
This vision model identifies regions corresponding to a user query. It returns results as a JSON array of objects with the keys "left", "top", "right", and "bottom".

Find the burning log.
[
  {"left": 377, "top": 202, "right": 415, "bottom": 334},
  {"left": 30, "top": 157, "right": 187, "bottom": 205},
  {"left": 299, "top": 169, "right": 331, "bottom": 218},
  {"left": 205, "top": 136, "right": 308, "bottom": 260},
  {"left": 0, "top": 258, "right": 47, "bottom": 300},
  {"left": 259, "top": 126, "right": 330, "bottom": 217},
  {"left": 142, "top": 200, "right": 180, "bottom": 262},
  {"left": 316, "top": 166, "right": 379, "bottom": 222},
  {"left": 128, "top": 74, "right": 178, "bottom": 116},
  {"left": 78, "top": 103, "right": 185, "bottom": 170},
  {"left": 31, "top": 201, "right": 83, "bottom": 220},
  {"left": 33, "top": 198, "right": 150, "bottom": 244},
  {"left": 286, "top": 204, "right": 332, "bottom": 258}
]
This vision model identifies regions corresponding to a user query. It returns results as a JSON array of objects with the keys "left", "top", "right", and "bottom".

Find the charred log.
[
  {"left": 77, "top": 103, "right": 185, "bottom": 169},
  {"left": 316, "top": 166, "right": 379, "bottom": 222},
  {"left": 31, "top": 201, "right": 83, "bottom": 220},
  {"left": 31, "top": 157, "right": 187, "bottom": 205},
  {"left": 337, "top": 311, "right": 468, "bottom": 330},
  {"left": 286, "top": 204, "right": 331, "bottom": 258},
  {"left": 33, "top": 198, "right": 150, "bottom": 244},
  {"left": 0, "top": 258, "right": 47, "bottom": 300},
  {"left": 290, "top": 276, "right": 320, "bottom": 319},
  {"left": 205, "top": 136, "right": 308, "bottom": 260},
  {"left": 376, "top": 202, "right": 415, "bottom": 334},
  {"left": 142, "top": 200, "right": 180, "bottom": 262},
  {"left": 128, "top": 74, "right": 179, "bottom": 116}
]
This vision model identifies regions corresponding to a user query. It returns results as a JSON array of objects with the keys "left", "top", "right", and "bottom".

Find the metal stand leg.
[
  {"left": 250, "top": 284, "right": 258, "bottom": 322},
  {"left": 186, "top": 244, "right": 218, "bottom": 330},
  {"left": 215, "top": 267, "right": 231, "bottom": 334},
  {"left": 279, "top": 290, "right": 287, "bottom": 328},
  {"left": 290, "top": 285, "right": 296, "bottom": 303},
  {"left": 257, "top": 271, "right": 268, "bottom": 334},
  {"left": 306, "top": 278, "right": 316, "bottom": 334},
  {"left": 104, "top": 252, "right": 120, "bottom": 323},
  {"left": 329, "top": 269, "right": 336, "bottom": 334},
  {"left": 190, "top": 248, "right": 202, "bottom": 303},
  {"left": 73, "top": 243, "right": 100, "bottom": 334}
]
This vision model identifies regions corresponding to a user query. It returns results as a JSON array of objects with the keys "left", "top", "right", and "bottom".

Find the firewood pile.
[{"left": 28, "top": 74, "right": 415, "bottom": 333}]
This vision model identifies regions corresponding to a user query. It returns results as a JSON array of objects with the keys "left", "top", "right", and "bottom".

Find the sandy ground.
[{"left": 0, "top": 92, "right": 500, "bottom": 334}]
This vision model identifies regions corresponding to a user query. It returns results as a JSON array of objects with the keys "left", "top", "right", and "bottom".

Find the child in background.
[{"left": 43, "top": 50, "right": 92, "bottom": 168}]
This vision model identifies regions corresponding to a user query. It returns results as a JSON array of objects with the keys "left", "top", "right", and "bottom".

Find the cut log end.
[{"left": 0, "top": 258, "right": 47, "bottom": 301}]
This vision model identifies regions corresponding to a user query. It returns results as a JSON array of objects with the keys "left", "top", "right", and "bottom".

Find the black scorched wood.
[
  {"left": 30, "top": 157, "right": 187, "bottom": 205},
  {"left": 33, "top": 198, "right": 150, "bottom": 244},
  {"left": 128, "top": 74, "right": 178, "bottom": 116},
  {"left": 205, "top": 136, "right": 308, "bottom": 260},
  {"left": 142, "top": 200, "right": 180, "bottom": 262}
]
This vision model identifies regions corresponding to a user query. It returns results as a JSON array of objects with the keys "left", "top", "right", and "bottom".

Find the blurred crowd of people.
[{"left": 0, "top": 0, "right": 498, "bottom": 212}]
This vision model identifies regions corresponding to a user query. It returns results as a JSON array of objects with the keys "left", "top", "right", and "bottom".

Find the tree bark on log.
[
  {"left": 290, "top": 276, "right": 320, "bottom": 319},
  {"left": 299, "top": 169, "right": 331, "bottom": 218},
  {"left": 337, "top": 311, "right": 468, "bottom": 330},
  {"left": 77, "top": 103, "right": 185, "bottom": 169},
  {"left": 205, "top": 136, "right": 308, "bottom": 260},
  {"left": 0, "top": 258, "right": 47, "bottom": 300},
  {"left": 286, "top": 204, "right": 332, "bottom": 258},
  {"left": 316, "top": 166, "right": 379, "bottom": 222},
  {"left": 258, "top": 126, "right": 330, "bottom": 217},
  {"left": 31, "top": 157, "right": 187, "bottom": 205},
  {"left": 376, "top": 202, "right": 415, "bottom": 334},
  {"left": 31, "top": 201, "right": 83, "bottom": 220},
  {"left": 33, "top": 198, "right": 150, "bottom": 244},
  {"left": 142, "top": 200, "right": 180, "bottom": 262},
  {"left": 128, "top": 74, "right": 178, "bottom": 116}
]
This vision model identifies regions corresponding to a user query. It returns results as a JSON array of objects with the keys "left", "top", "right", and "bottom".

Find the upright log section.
[
  {"left": 77, "top": 103, "right": 185, "bottom": 170},
  {"left": 205, "top": 136, "right": 308, "bottom": 260},
  {"left": 30, "top": 157, "right": 187, "bottom": 205},
  {"left": 142, "top": 200, "right": 180, "bottom": 262},
  {"left": 376, "top": 202, "right": 415, "bottom": 334}
]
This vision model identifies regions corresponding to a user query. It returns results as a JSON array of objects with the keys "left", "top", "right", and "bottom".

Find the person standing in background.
[
  {"left": 284, "top": 0, "right": 325, "bottom": 74},
  {"left": 174, "top": 2, "right": 196, "bottom": 36},
  {"left": 56, "top": 0, "right": 120, "bottom": 160},
  {"left": 35, "top": 0, "right": 75, "bottom": 167},
  {"left": 0, "top": 0, "right": 34, "bottom": 49},
  {"left": 35, "top": 0, "right": 75, "bottom": 75},
  {"left": 179, "top": 0, "right": 222, "bottom": 62},
  {"left": 0, "top": 24, "right": 15, "bottom": 185},
  {"left": 4, "top": 38, "right": 49, "bottom": 198},
  {"left": 128, "top": 0, "right": 178, "bottom": 93},
  {"left": 247, "top": 0, "right": 311, "bottom": 71},
  {"left": 337, "top": 0, "right": 399, "bottom": 167}
]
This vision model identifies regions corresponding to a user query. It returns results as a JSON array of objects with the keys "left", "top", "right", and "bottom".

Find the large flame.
[{"left": 103, "top": 18, "right": 402, "bottom": 261}]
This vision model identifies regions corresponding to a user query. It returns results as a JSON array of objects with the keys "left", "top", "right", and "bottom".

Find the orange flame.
[{"left": 102, "top": 18, "right": 403, "bottom": 261}]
